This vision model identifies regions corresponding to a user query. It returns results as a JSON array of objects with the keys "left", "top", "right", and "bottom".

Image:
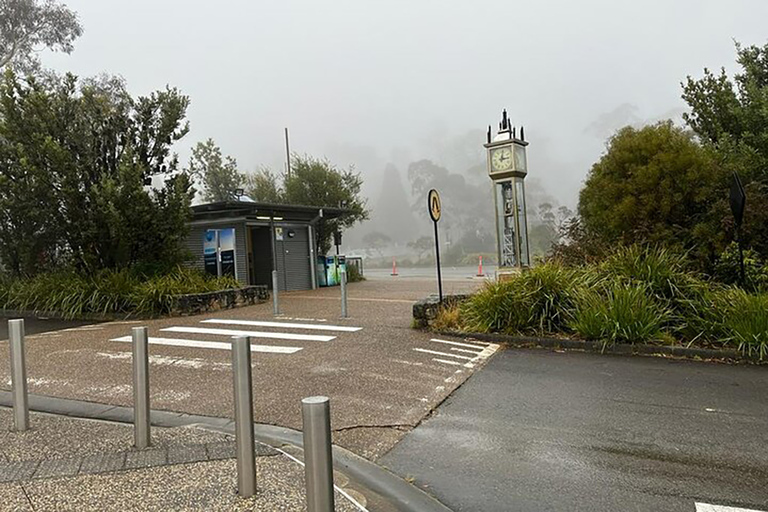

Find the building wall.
[{"left": 184, "top": 222, "right": 249, "bottom": 285}]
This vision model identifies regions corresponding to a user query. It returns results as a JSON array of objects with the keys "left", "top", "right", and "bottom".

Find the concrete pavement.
[
  {"left": 0, "top": 277, "right": 486, "bottom": 460},
  {"left": 0, "top": 407, "right": 361, "bottom": 511},
  {"left": 379, "top": 348, "right": 768, "bottom": 512}
]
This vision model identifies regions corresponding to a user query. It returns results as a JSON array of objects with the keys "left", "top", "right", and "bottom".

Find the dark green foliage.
[
  {"left": 570, "top": 283, "right": 668, "bottom": 345},
  {"left": 578, "top": 122, "right": 726, "bottom": 267},
  {"left": 0, "top": 267, "right": 239, "bottom": 318},
  {"left": 713, "top": 242, "right": 768, "bottom": 292},
  {"left": 682, "top": 41, "right": 768, "bottom": 262},
  {"left": 716, "top": 290, "right": 768, "bottom": 360},
  {"left": 0, "top": 71, "right": 194, "bottom": 276},
  {"left": 599, "top": 245, "right": 706, "bottom": 306},
  {"left": 245, "top": 155, "right": 370, "bottom": 255},
  {"left": 455, "top": 245, "right": 768, "bottom": 359},
  {"left": 461, "top": 262, "right": 581, "bottom": 335}
]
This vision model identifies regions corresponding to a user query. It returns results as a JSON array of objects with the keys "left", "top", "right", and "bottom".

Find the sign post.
[
  {"left": 428, "top": 189, "right": 443, "bottom": 303},
  {"left": 729, "top": 172, "right": 747, "bottom": 286}
]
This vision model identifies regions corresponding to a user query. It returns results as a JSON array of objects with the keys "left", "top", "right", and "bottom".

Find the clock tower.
[{"left": 484, "top": 110, "right": 530, "bottom": 273}]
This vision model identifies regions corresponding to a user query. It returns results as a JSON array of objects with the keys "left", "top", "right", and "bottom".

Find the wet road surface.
[{"left": 380, "top": 349, "right": 768, "bottom": 512}]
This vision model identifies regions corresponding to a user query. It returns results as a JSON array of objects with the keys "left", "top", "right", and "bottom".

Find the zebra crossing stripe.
[
  {"left": 161, "top": 326, "right": 335, "bottom": 342},
  {"left": 110, "top": 336, "right": 302, "bottom": 354},
  {"left": 201, "top": 319, "right": 362, "bottom": 332}
]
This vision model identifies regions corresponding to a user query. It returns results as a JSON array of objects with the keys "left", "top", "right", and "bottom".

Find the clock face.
[{"left": 491, "top": 147, "right": 513, "bottom": 172}]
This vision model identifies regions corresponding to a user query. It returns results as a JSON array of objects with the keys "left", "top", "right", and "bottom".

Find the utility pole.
[{"left": 285, "top": 127, "right": 292, "bottom": 179}]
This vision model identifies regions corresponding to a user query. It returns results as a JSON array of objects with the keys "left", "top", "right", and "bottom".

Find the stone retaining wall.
[
  {"left": 412, "top": 294, "right": 471, "bottom": 329},
  {"left": 172, "top": 285, "right": 269, "bottom": 316}
]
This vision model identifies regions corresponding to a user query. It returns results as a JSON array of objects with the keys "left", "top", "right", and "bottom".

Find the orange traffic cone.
[
  {"left": 391, "top": 257, "right": 399, "bottom": 276},
  {"left": 477, "top": 255, "right": 485, "bottom": 277}
]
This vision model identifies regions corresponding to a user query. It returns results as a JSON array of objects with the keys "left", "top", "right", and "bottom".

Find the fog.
[{"left": 44, "top": 0, "right": 767, "bottom": 254}]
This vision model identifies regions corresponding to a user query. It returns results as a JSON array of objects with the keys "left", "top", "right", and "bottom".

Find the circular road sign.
[{"left": 428, "top": 189, "right": 441, "bottom": 222}]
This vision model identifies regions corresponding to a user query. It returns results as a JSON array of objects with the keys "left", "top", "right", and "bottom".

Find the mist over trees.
[
  {"left": 557, "top": 41, "right": 768, "bottom": 276},
  {"left": 363, "top": 164, "right": 418, "bottom": 244},
  {"left": 0, "top": 0, "right": 83, "bottom": 72},
  {"left": 187, "top": 139, "right": 242, "bottom": 203}
]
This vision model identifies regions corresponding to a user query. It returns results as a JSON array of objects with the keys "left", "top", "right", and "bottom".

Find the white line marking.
[
  {"left": 201, "top": 319, "right": 362, "bottom": 332},
  {"left": 110, "top": 336, "right": 302, "bottom": 354},
  {"left": 433, "top": 358, "right": 462, "bottom": 366},
  {"left": 392, "top": 359, "right": 424, "bottom": 366},
  {"left": 696, "top": 503, "right": 766, "bottom": 512},
  {"left": 413, "top": 348, "right": 473, "bottom": 360},
  {"left": 463, "top": 339, "right": 492, "bottom": 346},
  {"left": 269, "top": 446, "right": 368, "bottom": 512},
  {"left": 450, "top": 347, "right": 483, "bottom": 355},
  {"left": 160, "top": 326, "right": 335, "bottom": 342},
  {"left": 431, "top": 338, "right": 486, "bottom": 350},
  {"left": 476, "top": 343, "right": 501, "bottom": 360}
]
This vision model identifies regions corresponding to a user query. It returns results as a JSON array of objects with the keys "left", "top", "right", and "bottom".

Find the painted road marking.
[
  {"left": 110, "top": 336, "right": 302, "bottom": 354},
  {"left": 431, "top": 338, "right": 486, "bottom": 350},
  {"left": 696, "top": 504, "right": 766, "bottom": 512},
  {"left": 413, "top": 348, "right": 474, "bottom": 360},
  {"left": 450, "top": 347, "right": 483, "bottom": 355},
  {"left": 161, "top": 326, "right": 335, "bottom": 342},
  {"left": 201, "top": 319, "right": 362, "bottom": 332},
  {"left": 433, "top": 358, "right": 462, "bottom": 366},
  {"left": 417, "top": 339, "right": 501, "bottom": 368}
]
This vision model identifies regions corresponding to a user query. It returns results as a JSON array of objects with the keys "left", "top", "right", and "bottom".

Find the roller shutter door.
[{"left": 275, "top": 227, "right": 312, "bottom": 291}]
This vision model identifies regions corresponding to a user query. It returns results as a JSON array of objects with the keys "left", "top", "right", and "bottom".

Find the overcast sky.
[{"left": 47, "top": 0, "right": 768, "bottom": 207}]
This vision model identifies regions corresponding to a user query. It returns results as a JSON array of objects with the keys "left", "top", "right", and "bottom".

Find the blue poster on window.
[
  {"left": 204, "top": 230, "right": 218, "bottom": 276},
  {"left": 203, "top": 228, "right": 236, "bottom": 277}
]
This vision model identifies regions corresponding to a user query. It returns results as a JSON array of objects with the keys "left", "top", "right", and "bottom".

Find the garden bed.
[
  {"left": 0, "top": 267, "right": 267, "bottom": 320},
  {"left": 413, "top": 246, "right": 768, "bottom": 362}
]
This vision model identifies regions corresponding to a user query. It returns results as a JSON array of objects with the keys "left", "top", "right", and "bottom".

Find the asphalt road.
[
  {"left": 380, "top": 349, "right": 768, "bottom": 512},
  {"left": 365, "top": 265, "right": 496, "bottom": 280},
  {"left": 0, "top": 316, "right": 94, "bottom": 341}
]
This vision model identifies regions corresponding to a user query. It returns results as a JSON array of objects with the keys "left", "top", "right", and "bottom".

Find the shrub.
[
  {"left": 600, "top": 245, "right": 700, "bottom": 302},
  {"left": 346, "top": 264, "right": 365, "bottom": 283},
  {"left": 432, "top": 303, "right": 462, "bottom": 331},
  {"left": 570, "top": 283, "right": 669, "bottom": 345},
  {"left": 711, "top": 289, "right": 768, "bottom": 359},
  {"left": 461, "top": 262, "right": 580, "bottom": 335},
  {"left": 0, "top": 267, "right": 240, "bottom": 318},
  {"left": 713, "top": 242, "right": 768, "bottom": 292}
]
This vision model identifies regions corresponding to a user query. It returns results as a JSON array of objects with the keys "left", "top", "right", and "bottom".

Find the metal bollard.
[
  {"left": 272, "top": 269, "right": 280, "bottom": 316},
  {"left": 302, "top": 396, "right": 335, "bottom": 512},
  {"left": 132, "top": 327, "right": 151, "bottom": 448},
  {"left": 340, "top": 269, "right": 348, "bottom": 318},
  {"left": 8, "top": 319, "right": 29, "bottom": 431},
  {"left": 232, "top": 336, "right": 257, "bottom": 497}
]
